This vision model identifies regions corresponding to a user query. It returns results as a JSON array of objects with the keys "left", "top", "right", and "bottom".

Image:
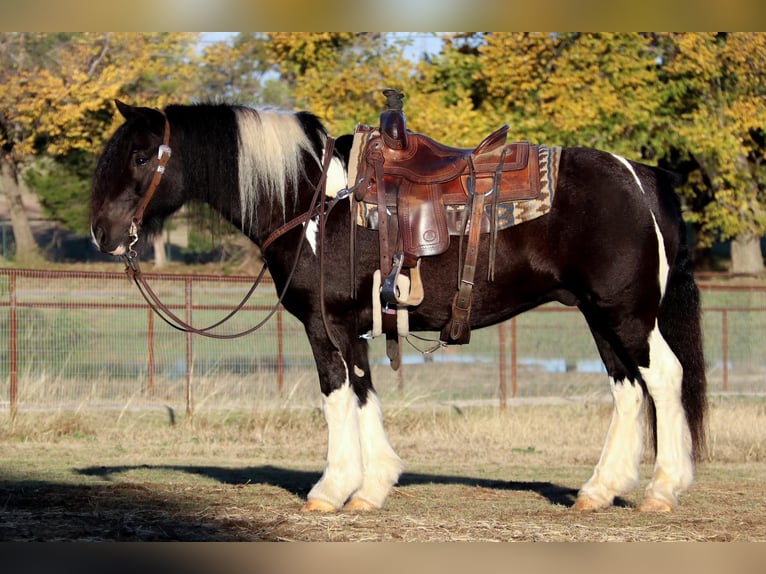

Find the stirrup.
[
  {"left": 381, "top": 255, "right": 425, "bottom": 307},
  {"left": 371, "top": 270, "right": 410, "bottom": 339},
  {"left": 380, "top": 253, "right": 404, "bottom": 306}
]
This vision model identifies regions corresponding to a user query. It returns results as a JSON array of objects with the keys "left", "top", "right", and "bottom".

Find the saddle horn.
[{"left": 380, "top": 89, "right": 408, "bottom": 150}]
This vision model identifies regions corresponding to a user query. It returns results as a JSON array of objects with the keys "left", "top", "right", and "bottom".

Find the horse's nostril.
[{"left": 91, "top": 224, "right": 106, "bottom": 249}]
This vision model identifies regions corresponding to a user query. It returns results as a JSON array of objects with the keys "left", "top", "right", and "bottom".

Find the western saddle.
[{"left": 350, "top": 89, "right": 546, "bottom": 366}]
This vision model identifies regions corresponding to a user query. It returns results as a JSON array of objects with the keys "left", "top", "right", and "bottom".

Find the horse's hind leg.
[
  {"left": 574, "top": 330, "right": 646, "bottom": 511},
  {"left": 575, "top": 316, "right": 693, "bottom": 512},
  {"left": 637, "top": 324, "right": 693, "bottom": 511}
]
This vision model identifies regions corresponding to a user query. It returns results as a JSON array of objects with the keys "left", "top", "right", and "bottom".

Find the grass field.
[{"left": 1, "top": 393, "right": 764, "bottom": 541}]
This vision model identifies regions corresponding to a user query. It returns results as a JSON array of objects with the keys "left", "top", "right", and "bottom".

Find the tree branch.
[{"left": 87, "top": 33, "right": 110, "bottom": 78}]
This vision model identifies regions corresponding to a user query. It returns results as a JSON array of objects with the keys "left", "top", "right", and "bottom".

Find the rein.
[{"left": 123, "top": 119, "right": 338, "bottom": 339}]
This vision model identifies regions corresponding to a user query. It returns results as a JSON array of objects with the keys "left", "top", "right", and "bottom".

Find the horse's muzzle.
[{"left": 90, "top": 223, "right": 127, "bottom": 256}]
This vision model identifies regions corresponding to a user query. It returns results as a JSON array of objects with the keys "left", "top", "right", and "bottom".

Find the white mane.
[{"left": 235, "top": 107, "right": 320, "bottom": 230}]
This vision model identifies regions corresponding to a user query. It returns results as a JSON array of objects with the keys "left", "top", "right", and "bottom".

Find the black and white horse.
[{"left": 90, "top": 101, "right": 707, "bottom": 513}]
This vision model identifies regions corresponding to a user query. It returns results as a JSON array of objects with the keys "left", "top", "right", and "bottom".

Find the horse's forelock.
[
  {"left": 91, "top": 122, "right": 133, "bottom": 209},
  {"left": 235, "top": 107, "right": 321, "bottom": 231}
]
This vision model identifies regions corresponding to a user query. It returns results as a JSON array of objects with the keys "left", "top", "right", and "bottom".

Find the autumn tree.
[
  {"left": 0, "top": 32, "right": 200, "bottom": 263},
  {"left": 403, "top": 33, "right": 502, "bottom": 146},
  {"left": 470, "top": 33, "right": 664, "bottom": 156},
  {"left": 656, "top": 32, "right": 766, "bottom": 273},
  {"left": 265, "top": 33, "right": 414, "bottom": 135},
  {"left": 196, "top": 32, "right": 291, "bottom": 107},
  {"left": 430, "top": 32, "right": 765, "bottom": 272}
]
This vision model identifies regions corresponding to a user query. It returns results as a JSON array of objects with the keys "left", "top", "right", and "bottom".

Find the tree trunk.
[
  {"left": 153, "top": 233, "right": 167, "bottom": 269},
  {"left": 0, "top": 156, "right": 42, "bottom": 264},
  {"left": 730, "top": 234, "right": 765, "bottom": 275}
]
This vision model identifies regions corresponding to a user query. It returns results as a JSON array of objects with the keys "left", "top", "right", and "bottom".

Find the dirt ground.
[{"left": 1, "top": 397, "right": 765, "bottom": 542}]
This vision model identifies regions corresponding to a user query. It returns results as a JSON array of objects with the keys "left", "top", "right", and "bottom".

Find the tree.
[
  {"left": 0, "top": 33, "right": 48, "bottom": 263},
  {"left": 265, "top": 33, "right": 414, "bottom": 135},
  {"left": 431, "top": 32, "right": 765, "bottom": 272},
  {"left": 196, "top": 32, "right": 291, "bottom": 108},
  {"left": 0, "top": 32, "right": 200, "bottom": 262},
  {"left": 475, "top": 33, "right": 664, "bottom": 156},
  {"left": 656, "top": 32, "right": 766, "bottom": 273}
]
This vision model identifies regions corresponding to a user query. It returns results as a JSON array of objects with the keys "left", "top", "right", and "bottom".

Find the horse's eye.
[{"left": 135, "top": 156, "right": 148, "bottom": 167}]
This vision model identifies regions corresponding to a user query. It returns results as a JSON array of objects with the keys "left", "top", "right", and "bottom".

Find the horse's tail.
[{"left": 657, "top": 219, "right": 708, "bottom": 463}]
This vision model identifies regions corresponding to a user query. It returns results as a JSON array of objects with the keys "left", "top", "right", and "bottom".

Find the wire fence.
[{"left": 1, "top": 268, "right": 765, "bottom": 417}]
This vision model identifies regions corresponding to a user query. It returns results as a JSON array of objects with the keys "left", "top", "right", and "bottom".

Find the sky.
[{"left": 198, "top": 32, "right": 444, "bottom": 62}]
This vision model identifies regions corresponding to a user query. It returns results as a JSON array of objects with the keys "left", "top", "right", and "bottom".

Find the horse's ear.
[
  {"left": 115, "top": 99, "right": 134, "bottom": 120},
  {"left": 114, "top": 100, "right": 165, "bottom": 135}
]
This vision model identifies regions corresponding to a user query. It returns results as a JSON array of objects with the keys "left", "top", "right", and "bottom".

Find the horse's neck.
[{"left": 200, "top": 179, "right": 312, "bottom": 249}]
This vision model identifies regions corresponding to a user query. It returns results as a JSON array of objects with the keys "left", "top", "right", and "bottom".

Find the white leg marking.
[
  {"left": 350, "top": 392, "right": 405, "bottom": 508},
  {"left": 611, "top": 153, "right": 669, "bottom": 296},
  {"left": 306, "top": 358, "right": 363, "bottom": 509},
  {"left": 578, "top": 377, "right": 645, "bottom": 508},
  {"left": 639, "top": 325, "right": 694, "bottom": 508}
]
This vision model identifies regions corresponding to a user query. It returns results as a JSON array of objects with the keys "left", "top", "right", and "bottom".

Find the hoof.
[
  {"left": 573, "top": 496, "right": 608, "bottom": 512},
  {"left": 343, "top": 498, "right": 378, "bottom": 512},
  {"left": 301, "top": 498, "right": 337, "bottom": 512},
  {"left": 638, "top": 497, "right": 674, "bottom": 512}
]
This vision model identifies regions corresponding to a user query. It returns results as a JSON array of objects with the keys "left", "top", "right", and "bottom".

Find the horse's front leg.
[
  {"left": 303, "top": 333, "right": 403, "bottom": 512},
  {"left": 302, "top": 340, "right": 364, "bottom": 512},
  {"left": 343, "top": 338, "right": 404, "bottom": 511}
]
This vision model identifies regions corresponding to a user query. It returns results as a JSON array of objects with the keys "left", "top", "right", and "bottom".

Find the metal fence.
[{"left": 2, "top": 268, "right": 765, "bottom": 417}]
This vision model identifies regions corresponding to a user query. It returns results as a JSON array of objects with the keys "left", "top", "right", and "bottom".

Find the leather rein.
[{"left": 122, "top": 109, "right": 339, "bottom": 339}]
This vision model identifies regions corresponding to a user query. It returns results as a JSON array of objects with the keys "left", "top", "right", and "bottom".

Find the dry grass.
[{"left": 1, "top": 394, "right": 765, "bottom": 541}]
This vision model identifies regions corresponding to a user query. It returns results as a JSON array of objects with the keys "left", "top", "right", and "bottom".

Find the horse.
[{"left": 90, "top": 99, "right": 707, "bottom": 513}]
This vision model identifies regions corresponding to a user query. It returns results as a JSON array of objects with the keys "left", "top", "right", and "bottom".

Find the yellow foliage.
[
  {"left": 1, "top": 32, "right": 199, "bottom": 160},
  {"left": 1, "top": 31, "right": 764, "bottom": 251},
  {"left": 657, "top": 32, "right": 766, "bottom": 240}
]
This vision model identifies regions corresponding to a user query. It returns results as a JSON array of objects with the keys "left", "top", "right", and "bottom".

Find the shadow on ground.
[
  {"left": 2, "top": 463, "right": 633, "bottom": 541},
  {"left": 76, "top": 463, "right": 602, "bottom": 508}
]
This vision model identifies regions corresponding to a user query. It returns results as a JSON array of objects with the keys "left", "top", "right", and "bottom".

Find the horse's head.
[{"left": 90, "top": 100, "right": 183, "bottom": 256}]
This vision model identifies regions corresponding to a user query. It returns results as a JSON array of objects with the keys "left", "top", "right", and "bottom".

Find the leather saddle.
[
  {"left": 351, "top": 89, "right": 544, "bottom": 350},
  {"left": 368, "top": 127, "right": 540, "bottom": 261}
]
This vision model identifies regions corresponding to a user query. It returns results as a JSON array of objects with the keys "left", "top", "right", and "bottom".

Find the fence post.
[
  {"left": 9, "top": 271, "right": 17, "bottom": 421},
  {"left": 185, "top": 278, "right": 193, "bottom": 417},
  {"left": 510, "top": 317, "right": 518, "bottom": 398},
  {"left": 721, "top": 309, "right": 729, "bottom": 392},
  {"left": 498, "top": 322, "right": 507, "bottom": 411},
  {"left": 147, "top": 308, "right": 155, "bottom": 398},
  {"left": 277, "top": 306, "right": 284, "bottom": 395}
]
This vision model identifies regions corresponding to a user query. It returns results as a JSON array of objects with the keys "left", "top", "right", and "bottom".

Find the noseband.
[{"left": 127, "top": 111, "right": 172, "bottom": 258}]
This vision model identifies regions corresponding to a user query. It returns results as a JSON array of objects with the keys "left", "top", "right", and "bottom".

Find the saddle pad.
[{"left": 356, "top": 144, "right": 561, "bottom": 235}]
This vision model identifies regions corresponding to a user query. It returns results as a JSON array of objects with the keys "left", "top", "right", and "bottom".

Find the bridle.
[
  {"left": 127, "top": 112, "right": 172, "bottom": 259},
  {"left": 122, "top": 109, "right": 340, "bottom": 340}
]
